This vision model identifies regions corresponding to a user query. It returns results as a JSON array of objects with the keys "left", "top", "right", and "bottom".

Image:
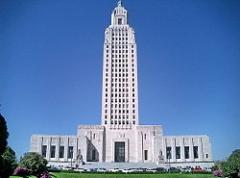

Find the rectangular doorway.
[{"left": 114, "top": 142, "right": 125, "bottom": 162}]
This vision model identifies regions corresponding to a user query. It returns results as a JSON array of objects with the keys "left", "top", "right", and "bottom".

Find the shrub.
[
  {"left": 39, "top": 171, "right": 51, "bottom": 178},
  {"left": 213, "top": 169, "right": 223, "bottom": 177},
  {"left": 19, "top": 152, "right": 48, "bottom": 176},
  {"left": 13, "top": 167, "right": 30, "bottom": 177}
]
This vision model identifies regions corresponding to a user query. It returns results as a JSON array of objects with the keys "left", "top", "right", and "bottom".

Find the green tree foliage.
[
  {"left": 0, "top": 113, "right": 9, "bottom": 155},
  {"left": 220, "top": 149, "right": 240, "bottom": 176},
  {"left": 0, "top": 147, "right": 17, "bottom": 178},
  {"left": 19, "top": 152, "right": 48, "bottom": 176},
  {"left": 0, "top": 113, "right": 13, "bottom": 178},
  {"left": 228, "top": 149, "right": 240, "bottom": 170}
]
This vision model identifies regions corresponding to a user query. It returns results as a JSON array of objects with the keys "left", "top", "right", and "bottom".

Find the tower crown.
[{"left": 111, "top": 1, "right": 128, "bottom": 25}]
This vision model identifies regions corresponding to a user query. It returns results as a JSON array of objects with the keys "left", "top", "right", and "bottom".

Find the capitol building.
[{"left": 30, "top": 2, "right": 213, "bottom": 169}]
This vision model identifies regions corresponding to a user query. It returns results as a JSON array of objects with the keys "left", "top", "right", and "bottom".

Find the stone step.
[{"left": 78, "top": 162, "right": 159, "bottom": 169}]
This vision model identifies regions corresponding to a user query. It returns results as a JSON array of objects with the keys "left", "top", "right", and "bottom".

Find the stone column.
[
  {"left": 64, "top": 137, "right": 68, "bottom": 162},
  {"left": 46, "top": 137, "right": 51, "bottom": 161},
  {"left": 38, "top": 136, "right": 42, "bottom": 153},
  {"left": 180, "top": 138, "right": 185, "bottom": 162},
  {"left": 99, "top": 131, "right": 103, "bottom": 162},
  {"left": 55, "top": 137, "right": 60, "bottom": 161},
  {"left": 189, "top": 138, "right": 194, "bottom": 162},
  {"left": 199, "top": 137, "right": 203, "bottom": 161},
  {"left": 125, "top": 139, "right": 129, "bottom": 162},
  {"left": 151, "top": 130, "right": 155, "bottom": 162},
  {"left": 172, "top": 138, "right": 176, "bottom": 162},
  {"left": 137, "top": 131, "right": 142, "bottom": 162},
  {"left": 74, "top": 138, "right": 77, "bottom": 162},
  {"left": 163, "top": 138, "right": 166, "bottom": 162}
]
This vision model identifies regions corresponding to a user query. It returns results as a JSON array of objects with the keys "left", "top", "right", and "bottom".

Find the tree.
[
  {"left": 19, "top": 152, "right": 48, "bottom": 176},
  {"left": 0, "top": 147, "right": 17, "bottom": 178},
  {"left": 228, "top": 149, "right": 240, "bottom": 170},
  {"left": 0, "top": 113, "right": 11, "bottom": 178},
  {"left": 220, "top": 149, "right": 240, "bottom": 177},
  {"left": 0, "top": 113, "right": 9, "bottom": 155}
]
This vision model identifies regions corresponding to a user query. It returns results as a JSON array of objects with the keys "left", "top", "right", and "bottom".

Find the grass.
[
  {"left": 10, "top": 176, "right": 36, "bottom": 178},
  {"left": 50, "top": 172, "right": 215, "bottom": 178}
]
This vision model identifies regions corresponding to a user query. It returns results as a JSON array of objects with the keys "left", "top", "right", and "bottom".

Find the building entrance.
[{"left": 114, "top": 142, "right": 125, "bottom": 162}]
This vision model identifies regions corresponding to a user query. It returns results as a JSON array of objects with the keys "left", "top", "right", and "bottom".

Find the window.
[
  {"left": 206, "top": 154, "right": 209, "bottom": 158},
  {"left": 50, "top": 145, "right": 56, "bottom": 158},
  {"left": 166, "top": 147, "right": 172, "bottom": 159},
  {"left": 59, "top": 146, "right": 64, "bottom": 158},
  {"left": 193, "top": 146, "right": 199, "bottom": 159},
  {"left": 41, "top": 145, "right": 47, "bottom": 158},
  {"left": 144, "top": 134, "right": 147, "bottom": 140},
  {"left": 68, "top": 146, "right": 73, "bottom": 159},
  {"left": 184, "top": 146, "right": 189, "bottom": 159},
  {"left": 176, "top": 146, "right": 181, "bottom": 159},
  {"left": 144, "top": 150, "right": 148, "bottom": 160}
]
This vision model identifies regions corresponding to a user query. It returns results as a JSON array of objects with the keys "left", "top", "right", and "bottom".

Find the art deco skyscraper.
[
  {"left": 101, "top": 1, "right": 139, "bottom": 129},
  {"left": 30, "top": 1, "right": 213, "bottom": 166}
]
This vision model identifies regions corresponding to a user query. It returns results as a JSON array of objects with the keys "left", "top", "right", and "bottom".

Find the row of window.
[
  {"left": 105, "top": 93, "right": 136, "bottom": 98},
  {"left": 104, "top": 103, "right": 135, "bottom": 108},
  {"left": 112, "top": 37, "right": 128, "bottom": 41},
  {"left": 104, "top": 115, "right": 136, "bottom": 120},
  {"left": 105, "top": 88, "right": 135, "bottom": 92},
  {"left": 105, "top": 93, "right": 133, "bottom": 98},
  {"left": 106, "top": 78, "right": 135, "bottom": 82},
  {"left": 112, "top": 63, "right": 133, "bottom": 67},
  {"left": 112, "top": 33, "right": 128, "bottom": 37},
  {"left": 42, "top": 145, "right": 73, "bottom": 159},
  {"left": 106, "top": 68, "right": 130, "bottom": 73},
  {"left": 111, "top": 41, "right": 129, "bottom": 45},
  {"left": 166, "top": 146, "right": 200, "bottom": 160},
  {"left": 105, "top": 68, "right": 134, "bottom": 72},
  {"left": 109, "top": 63, "right": 135, "bottom": 67},
  {"left": 105, "top": 83, "right": 135, "bottom": 88},
  {"left": 106, "top": 79, "right": 135, "bottom": 83},
  {"left": 109, "top": 120, "right": 136, "bottom": 125},
  {"left": 106, "top": 59, "right": 135, "bottom": 63},
  {"left": 106, "top": 73, "right": 134, "bottom": 77},
  {"left": 105, "top": 63, "right": 135, "bottom": 68},
  {"left": 105, "top": 109, "right": 135, "bottom": 114},
  {"left": 106, "top": 50, "right": 134, "bottom": 53},
  {"left": 104, "top": 98, "right": 136, "bottom": 103},
  {"left": 111, "top": 115, "right": 136, "bottom": 119},
  {"left": 106, "top": 54, "right": 135, "bottom": 58},
  {"left": 105, "top": 102, "right": 135, "bottom": 107},
  {"left": 106, "top": 44, "right": 134, "bottom": 49}
]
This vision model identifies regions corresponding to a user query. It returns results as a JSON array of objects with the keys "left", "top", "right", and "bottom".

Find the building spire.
[{"left": 117, "top": 0, "right": 122, "bottom": 7}]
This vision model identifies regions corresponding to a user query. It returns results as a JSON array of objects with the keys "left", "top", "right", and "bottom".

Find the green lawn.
[{"left": 49, "top": 173, "right": 215, "bottom": 178}]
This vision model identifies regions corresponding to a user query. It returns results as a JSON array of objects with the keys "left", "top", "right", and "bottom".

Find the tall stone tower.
[
  {"left": 101, "top": 1, "right": 139, "bottom": 129},
  {"left": 30, "top": 1, "right": 213, "bottom": 166}
]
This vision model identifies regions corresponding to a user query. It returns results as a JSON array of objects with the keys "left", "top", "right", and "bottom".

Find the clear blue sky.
[{"left": 0, "top": 0, "right": 239, "bottom": 161}]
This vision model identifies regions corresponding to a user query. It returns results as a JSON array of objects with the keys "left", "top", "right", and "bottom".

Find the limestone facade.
[{"left": 30, "top": 2, "right": 213, "bottom": 168}]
